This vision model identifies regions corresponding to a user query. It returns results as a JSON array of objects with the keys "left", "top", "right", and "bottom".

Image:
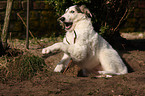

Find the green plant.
[{"left": 0, "top": 53, "right": 47, "bottom": 81}]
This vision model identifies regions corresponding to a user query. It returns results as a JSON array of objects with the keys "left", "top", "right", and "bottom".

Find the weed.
[{"left": 0, "top": 52, "right": 47, "bottom": 82}]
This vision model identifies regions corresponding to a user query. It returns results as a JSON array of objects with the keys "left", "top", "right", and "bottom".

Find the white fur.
[{"left": 42, "top": 5, "right": 128, "bottom": 76}]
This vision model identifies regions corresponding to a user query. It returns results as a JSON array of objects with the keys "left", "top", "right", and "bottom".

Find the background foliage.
[{"left": 48, "top": 0, "right": 134, "bottom": 39}]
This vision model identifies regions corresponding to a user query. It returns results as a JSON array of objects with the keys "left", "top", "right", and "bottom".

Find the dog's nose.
[{"left": 60, "top": 17, "right": 65, "bottom": 22}]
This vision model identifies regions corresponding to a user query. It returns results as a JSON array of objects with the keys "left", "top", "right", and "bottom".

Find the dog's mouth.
[{"left": 64, "top": 22, "right": 73, "bottom": 30}]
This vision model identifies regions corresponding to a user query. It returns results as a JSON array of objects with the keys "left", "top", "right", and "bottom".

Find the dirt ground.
[{"left": 1, "top": 32, "right": 145, "bottom": 96}]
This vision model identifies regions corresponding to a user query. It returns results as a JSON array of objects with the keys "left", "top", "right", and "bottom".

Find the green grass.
[{"left": 0, "top": 52, "right": 47, "bottom": 82}]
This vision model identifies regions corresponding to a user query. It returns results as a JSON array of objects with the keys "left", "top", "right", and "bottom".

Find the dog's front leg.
[
  {"left": 42, "top": 42, "right": 68, "bottom": 54},
  {"left": 54, "top": 53, "right": 71, "bottom": 72}
]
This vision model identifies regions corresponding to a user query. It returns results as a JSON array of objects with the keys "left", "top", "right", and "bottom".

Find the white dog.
[{"left": 42, "top": 5, "right": 128, "bottom": 77}]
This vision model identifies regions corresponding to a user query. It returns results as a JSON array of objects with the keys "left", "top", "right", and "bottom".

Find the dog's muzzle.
[{"left": 58, "top": 17, "right": 73, "bottom": 30}]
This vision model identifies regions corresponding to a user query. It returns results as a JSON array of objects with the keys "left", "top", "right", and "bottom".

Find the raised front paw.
[{"left": 42, "top": 48, "right": 51, "bottom": 54}]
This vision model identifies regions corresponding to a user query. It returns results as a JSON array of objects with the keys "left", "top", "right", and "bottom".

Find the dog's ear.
[{"left": 76, "top": 5, "right": 92, "bottom": 18}]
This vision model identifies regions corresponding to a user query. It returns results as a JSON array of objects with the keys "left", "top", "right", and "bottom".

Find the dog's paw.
[
  {"left": 42, "top": 48, "right": 51, "bottom": 54},
  {"left": 94, "top": 74, "right": 112, "bottom": 78},
  {"left": 54, "top": 64, "right": 63, "bottom": 72},
  {"left": 98, "top": 71, "right": 105, "bottom": 74}
]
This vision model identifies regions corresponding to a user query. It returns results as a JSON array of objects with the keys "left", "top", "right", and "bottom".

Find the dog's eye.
[{"left": 70, "top": 11, "right": 75, "bottom": 13}]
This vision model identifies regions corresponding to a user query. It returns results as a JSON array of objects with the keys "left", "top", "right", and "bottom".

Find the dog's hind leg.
[
  {"left": 99, "top": 49, "right": 127, "bottom": 76},
  {"left": 54, "top": 53, "right": 71, "bottom": 72}
]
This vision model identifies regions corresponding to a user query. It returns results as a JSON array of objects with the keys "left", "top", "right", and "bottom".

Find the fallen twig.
[{"left": 63, "top": 60, "right": 72, "bottom": 74}]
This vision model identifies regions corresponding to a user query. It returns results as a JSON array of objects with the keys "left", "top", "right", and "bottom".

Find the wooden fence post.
[
  {"left": 1, "top": 0, "right": 13, "bottom": 50},
  {"left": 26, "top": 0, "right": 29, "bottom": 49}
]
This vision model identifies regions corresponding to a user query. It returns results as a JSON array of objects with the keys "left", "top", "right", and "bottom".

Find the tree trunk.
[{"left": 1, "top": 0, "right": 13, "bottom": 51}]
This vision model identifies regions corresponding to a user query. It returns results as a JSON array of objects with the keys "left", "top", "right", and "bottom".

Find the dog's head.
[{"left": 58, "top": 5, "right": 92, "bottom": 31}]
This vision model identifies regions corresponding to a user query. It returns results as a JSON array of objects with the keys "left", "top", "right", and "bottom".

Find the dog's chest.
[{"left": 65, "top": 31, "right": 77, "bottom": 44}]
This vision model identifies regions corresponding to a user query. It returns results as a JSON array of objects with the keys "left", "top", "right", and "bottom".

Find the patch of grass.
[{"left": 0, "top": 52, "right": 47, "bottom": 82}]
